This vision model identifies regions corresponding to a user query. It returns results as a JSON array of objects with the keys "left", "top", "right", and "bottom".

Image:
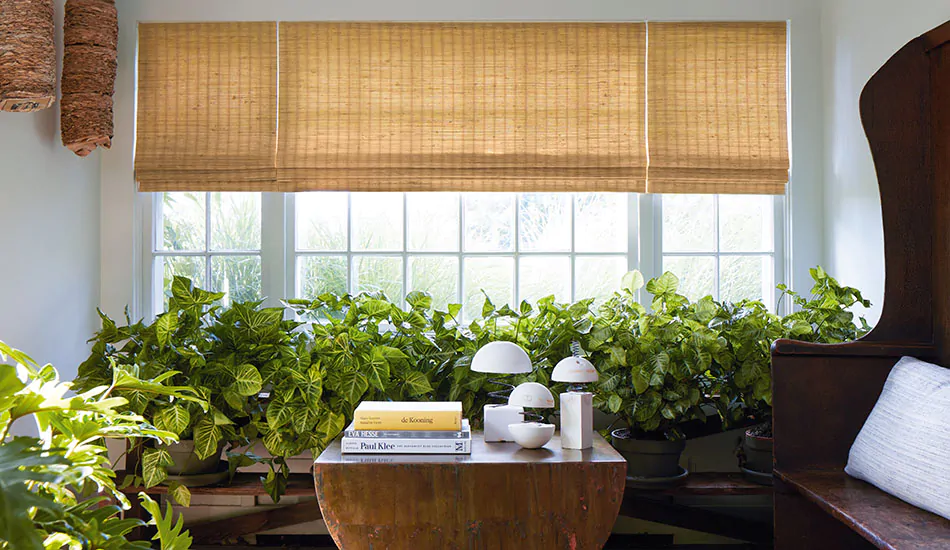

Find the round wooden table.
[{"left": 314, "top": 433, "right": 626, "bottom": 549}]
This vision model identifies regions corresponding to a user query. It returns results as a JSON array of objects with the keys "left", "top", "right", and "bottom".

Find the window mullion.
[
  {"left": 638, "top": 193, "right": 658, "bottom": 282},
  {"left": 261, "top": 192, "right": 287, "bottom": 309},
  {"left": 204, "top": 193, "right": 212, "bottom": 291}
]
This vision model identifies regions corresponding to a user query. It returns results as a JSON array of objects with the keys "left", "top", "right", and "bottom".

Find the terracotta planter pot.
[
  {"left": 163, "top": 440, "right": 223, "bottom": 476},
  {"left": 741, "top": 430, "right": 774, "bottom": 474},
  {"left": 611, "top": 429, "right": 685, "bottom": 478}
]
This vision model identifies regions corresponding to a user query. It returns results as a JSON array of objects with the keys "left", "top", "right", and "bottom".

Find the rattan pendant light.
[
  {"left": 60, "top": 0, "right": 117, "bottom": 156},
  {"left": 0, "top": 0, "right": 56, "bottom": 112}
]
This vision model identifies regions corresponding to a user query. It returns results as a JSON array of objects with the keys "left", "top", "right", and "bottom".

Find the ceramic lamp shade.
[
  {"left": 552, "top": 356, "right": 599, "bottom": 383},
  {"left": 508, "top": 382, "right": 555, "bottom": 409},
  {"left": 471, "top": 341, "right": 532, "bottom": 374}
]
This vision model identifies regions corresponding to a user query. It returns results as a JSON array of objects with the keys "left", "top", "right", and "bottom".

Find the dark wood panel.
[
  {"left": 856, "top": 18, "right": 934, "bottom": 346},
  {"left": 771, "top": 339, "right": 936, "bottom": 358},
  {"left": 774, "top": 477, "right": 874, "bottom": 550},
  {"left": 776, "top": 470, "right": 950, "bottom": 550},
  {"left": 924, "top": 20, "right": 950, "bottom": 51},
  {"left": 773, "top": 19, "right": 950, "bottom": 550},
  {"left": 626, "top": 472, "right": 771, "bottom": 496},
  {"left": 772, "top": 354, "right": 896, "bottom": 471}
]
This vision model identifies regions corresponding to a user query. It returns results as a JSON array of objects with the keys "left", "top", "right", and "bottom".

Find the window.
[
  {"left": 296, "top": 193, "right": 630, "bottom": 320},
  {"left": 147, "top": 192, "right": 785, "bottom": 318},
  {"left": 659, "top": 195, "right": 779, "bottom": 310},
  {"left": 153, "top": 192, "right": 263, "bottom": 313}
]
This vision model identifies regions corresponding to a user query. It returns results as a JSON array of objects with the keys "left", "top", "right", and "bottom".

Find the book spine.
[
  {"left": 343, "top": 429, "right": 469, "bottom": 439},
  {"left": 341, "top": 437, "right": 472, "bottom": 454},
  {"left": 352, "top": 410, "right": 461, "bottom": 431}
]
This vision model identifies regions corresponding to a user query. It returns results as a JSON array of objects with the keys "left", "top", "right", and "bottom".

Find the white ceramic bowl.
[{"left": 508, "top": 422, "right": 556, "bottom": 449}]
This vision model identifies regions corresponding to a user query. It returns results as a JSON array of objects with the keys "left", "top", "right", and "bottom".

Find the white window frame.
[
  {"left": 141, "top": 191, "right": 788, "bottom": 320},
  {"left": 651, "top": 194, "right": 788, "bottom": 314}
]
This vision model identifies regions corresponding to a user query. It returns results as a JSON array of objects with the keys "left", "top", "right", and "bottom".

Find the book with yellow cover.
[{"left": 353, "top": 401, "right": 462, "bottom": 431}]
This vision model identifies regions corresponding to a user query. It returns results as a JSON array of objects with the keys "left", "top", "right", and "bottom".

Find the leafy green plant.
[
  {"left": 585, "top": 267, "right": 871, "bottom": 440},
  {"left": 139, "top": 494, "right": 193, "bottom": 550},
  {"left": 73, "top": 265, "right": 869, "bottom": 503},
  {"left": 586, "top": 272, "right": 716, "bottom": 440},
  {"left": 74, "top": 277, "right": 303, "bottom": 498},
  {"left": 0, "top": 340, "right": 191, "bottom": 550},
  {"left": 720, "top": 266, "right": 871, "bottom": 423}
]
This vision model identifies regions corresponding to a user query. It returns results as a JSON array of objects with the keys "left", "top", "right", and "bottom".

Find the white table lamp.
[
  {"left": 471, "top": 341, "right": 533, "bottom": 442},
  {"left": 507, "top": 382, "right": 556, "bottom": 449},
  {"left": 552, "top": 355, "right": 599, "bottom": 450}
]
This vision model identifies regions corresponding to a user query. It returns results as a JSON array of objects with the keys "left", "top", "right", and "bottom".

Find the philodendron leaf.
[
  {"left": 651, "top": 351, "right": 670, "bottom": 374},
  {"left": 263, "top": 469, "right": 288, "bottom": 505},
  {"left": 139, "top": 493, "right": 193, "bottom": 550},
  {"left": 621, "top": 270, "right": 645, "bottom": 293},
  {"left": 155, "top": 313, "right": 178, "bottom": 349},
  {"left": 403, "top": 371, "right": 433, "bottom": 396},
  {"left": 229, "top": 364, "right": 263, "bottom": 397},
  {"left": 633, "top": 391, "right": 662, "bottom": 422},
  {"left": 338, "top": 371, "right": 369, "bottom": 404},
  {"left": 266, "top": 396, "right": 294, "bottom": 430},
  {"left": 316, "top": 411, "right": 347, "bottom": 441},
  {"left": 631, "top": 367, "right": 650, "bottom": 395},
  {"left": 607, "top": 393, "right": 622, "bottom": 414},
  {"left": 142, "top": 448, "right": 172, "bottom": 488},
  {"left": 167, "top": 481, "right": 191, "bottom": 507},
  {"left": 193, "top": 417, "right": 222, "bottom": 460},
  {"left": 154, "top": 405, "right": 190, "bottom": 436},
  {"left": 405, "top": 291, "right": 432, "bottom": 311},
  {"left": 646, "top": 272, "right": 679, "bottom": 296},
  {"left": 365, "top": 348, "right": 391, "bottom": 392}
]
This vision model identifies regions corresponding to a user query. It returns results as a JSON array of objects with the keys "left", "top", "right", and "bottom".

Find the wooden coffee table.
[{"left": 314, "top": 433, "right": 626, "bottom": 550}]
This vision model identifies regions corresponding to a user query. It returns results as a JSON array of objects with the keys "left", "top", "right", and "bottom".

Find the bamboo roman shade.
[
  {"left": 647, "top": 22, "right": 789, "bottom": 194},
  {"left": 277, "top": 22, "right": 647, "bottom": 192},
  {"left": 135, "top": 23, "right": 278, "bottom": 192},
  {"left": 134, "top": 21, "right": 789, "bottom": 194}
]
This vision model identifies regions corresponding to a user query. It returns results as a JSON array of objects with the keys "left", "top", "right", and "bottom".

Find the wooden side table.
[{"left": 314, "top": 433, "right": 626, "bottom": 550}]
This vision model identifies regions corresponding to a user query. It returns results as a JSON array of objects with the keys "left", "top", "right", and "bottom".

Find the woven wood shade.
[
  {"left": 647, "top": 22, "right": 789, "bottom": 194},
  {"left": 135, "top": 23, "right": 278, "bottom": 192},
  {"left": 277, "top": 22, "right": 647, "bottom": 193}
]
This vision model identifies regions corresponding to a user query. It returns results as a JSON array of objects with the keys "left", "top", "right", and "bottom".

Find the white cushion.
[{"left": 846, "top": 356, "right": 950, "bottom": 520}]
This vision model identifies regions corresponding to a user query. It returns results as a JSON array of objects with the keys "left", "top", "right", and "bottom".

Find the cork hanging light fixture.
[
  {"left": 0, "top": 0, "right": 56, "bottom": 112},
  {"left": 60, "top": 0, "right": 117, "bottom": 157}
]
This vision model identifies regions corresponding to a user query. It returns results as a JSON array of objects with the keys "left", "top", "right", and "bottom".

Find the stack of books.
[{"left": 341, "top": 401, "right": 472, "bottom": 454}]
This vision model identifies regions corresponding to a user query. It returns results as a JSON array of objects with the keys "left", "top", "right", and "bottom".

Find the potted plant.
[
  {"left": 588, "top": 272, "right": 717, "bottom": 482},
  {"left": 0, "top": 339, "right": 193, "bottom": 550},
  {"left": 75, "top": 277, "right": 275, "bottom": 490},
  {"left": 717, "top": 267, "right": 871, "bottom": 482}
]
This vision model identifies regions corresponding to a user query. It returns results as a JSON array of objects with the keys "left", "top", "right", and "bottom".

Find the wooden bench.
[{"left": 771, "top": 19, "right": 950, "bottom": 549}]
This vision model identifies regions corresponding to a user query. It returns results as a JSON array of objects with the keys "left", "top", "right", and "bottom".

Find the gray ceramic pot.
[
  {"left": 742, "top": 430, "right": 773, "bottom": 474},
  {"left": 611, "top": 429, "right": 686, "bottom": 478},
  {"left": 163, "top": 440, "right": 223, "bottom": 475}
]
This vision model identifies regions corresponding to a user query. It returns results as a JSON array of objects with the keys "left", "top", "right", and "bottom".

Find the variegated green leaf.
[
  {"left": 153, "top": 405, "right": 190, "bottom": 436},
  {"left": 192, "top": 417, "right": 222, "bottom": 460}
]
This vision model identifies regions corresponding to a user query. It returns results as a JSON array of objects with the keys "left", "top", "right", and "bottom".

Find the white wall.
[
  {"left": 822, "top": 1, "right": 950, "bottom": 324},
  {"left": 0, "top": 0, "right": 101, "bottom": 385},
  {"left": 103, "top": 0, "right": 827, "bottom": 320}
]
